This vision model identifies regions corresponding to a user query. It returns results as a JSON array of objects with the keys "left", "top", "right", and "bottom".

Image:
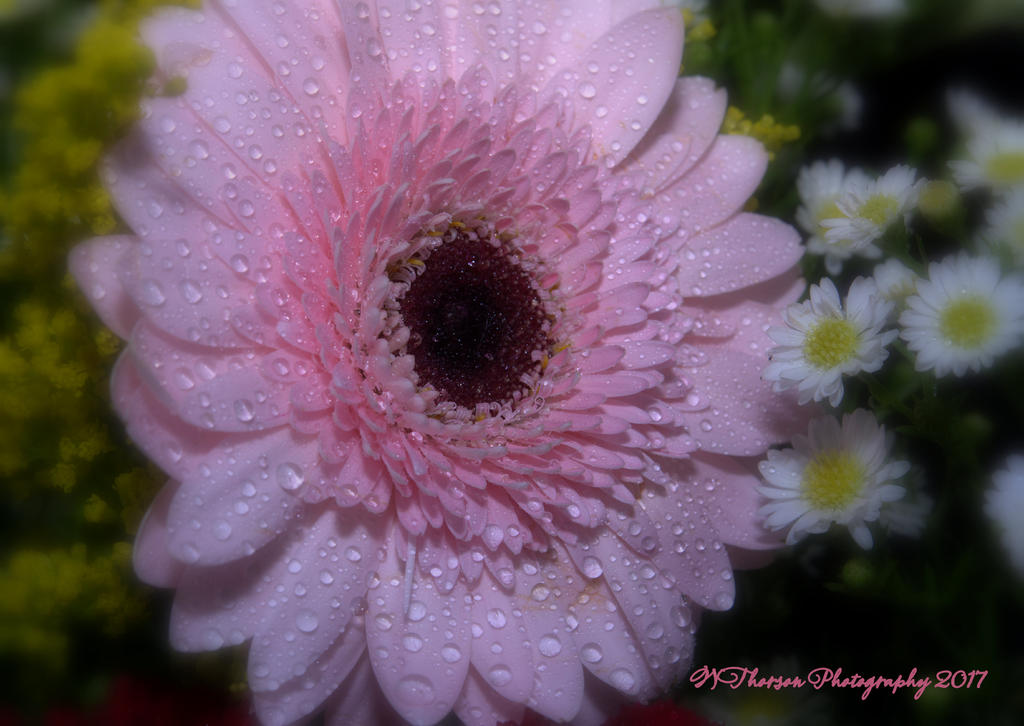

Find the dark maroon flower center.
[{"left": 398, "top": 232, "right": 550, "bottom": 409}]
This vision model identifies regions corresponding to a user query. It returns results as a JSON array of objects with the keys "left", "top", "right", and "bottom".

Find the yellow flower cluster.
[
  {"left": 682, "top": 8, "right": 717, "bottom": 43},
  {"left": 1, "top": 0, "right": 195, "bottom": 279},
  {"left": 723, "top": 105, "right": 801, "bottom": 159},
  {"left": 0, "top": 0, "right": 194, "bottom": 694},
  {"left": 0, "top": 543, "right": 147, "bottom": 672}
]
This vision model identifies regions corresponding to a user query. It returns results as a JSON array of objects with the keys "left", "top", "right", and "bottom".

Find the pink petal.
[
  {"left": 568, "top": 574, "right": 658, "bottom": 700},
  {"left": 516, "top": 554, "right": 585, "bottom": 722},
  {"left": 373, "top": 0, "right": 449, "bottom": 85},
  {"left": 676, "top": 213, "right": 802, "bottom": 298},
  {"left": 653, "top": 136, "right": 768, "bottom": 241},
  {"left": 246, "top": 507, "right": 388, "bottom": 692},
  {"left": 143, "top": 5, "right": 338, "bottom": 177},
  {"left": 111, "top": 354, "right": 226, "bottom": 482},
  {"left": 68, "top": 236, "right": 139, "bottom": 339},
  {"left": 324, "top": 655, "right": 405, "bottom": 726},
  {"left": 622, "top": 76, "right": 727, "bottom": 194},
  {"left": 337, "top": 0, "right": 392, "bottom": 121},
  {"left": 638, "top": 475, "right": 737, "bottom": 610},
  {"left": 169, "top": 534, "right": 294, "bottom": 651},
  {"left": 680, "top": 349, "right": 809, "bottom": 456},
  {"left": 133, "top": 480, "right": 184, "bottom": 588},
  {"left": 545, "top": 8, "right": 684, "bottom": 166},
  {"left": 251, "top": 620, "right": 365, "bottom": 726},
  {"left": 365, "top": 534, "right": 472, "bottom": 726},
  {"left": 468, "top": 570, "right": 534, "bottom": 705},
  {"left": 454, "top": 667, "right": 525, "bottom": 726},
  {"left": 569, "top": 672, "right": 629, "bottom": 726},
  {"left": 165, "top": 425, "right": 315, "bottom": 565},
  {"left": 198, "top": 1, "right": 354, "bottom": 140},
  {"left": 102, "top": 134, "right": 223, "bottom": 244},
  {"left": 688, "top": 453, "right": 784, "bottom": 550},
  {"left": 128, "top": 323, "right": 291, "bottom": 433},
  {"left": 571, "top": 532, "right": 694, "bottom": 688},
  {"left": 123, "top": 236, "right": 254, "bottom": 349}
]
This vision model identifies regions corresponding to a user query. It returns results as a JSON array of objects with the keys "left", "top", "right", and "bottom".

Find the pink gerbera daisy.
[{"left": 71, "top": 2, "right": 807, "bottom": 725}]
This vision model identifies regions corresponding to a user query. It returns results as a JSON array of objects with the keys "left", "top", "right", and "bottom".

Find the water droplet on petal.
[
  {"left": 396, "top": 675, "right": 435, "bottom": 705},
  {"left": 140, "top": 279, "right": 166, "bottom": 306},
  {"left": 234, "top": 399, "right": 255, "bottom": 422},
  {"left": 581, "top": 556, "right": 603, "bottom": 579},
  {"left": 212, "top": 520, "right": 232, "bottom": 541},
  {"left": 610, "top": 667, "right": 636, "bottom": 693},
  {"left": 440, "top": 643, "right": 463, "bottom": 663},
  {"left": 276, "top": 462, "right": 305, "bottom": 491},
  {"left": 407, "top": 600, "right": 427, "bottom": 622},
  {"left": 295, "top": 609, "right": 318, "bottom": 633},
  {"left": 538, "top": 634, "right": 562, "bottom": 657},
  {"left": 486, "top": 608, "right": 507, "bottom": 629},
  {"left": 580, "top": 643, "right": 603, "bottom": 663},
  {"left": 487, "top": 665, "right": 512, "bottom": 687}
]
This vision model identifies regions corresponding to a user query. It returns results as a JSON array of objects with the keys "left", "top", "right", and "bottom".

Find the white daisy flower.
[
  {"left": 814, "top": 0, "right": 906, "bottom": 19},
  {"left": 979, "top": 188, "right": 1024, "bottom": 265},
  {"left": 758, "top": 409, "right": 910, "bottom": 549},
  {"left": 899, "top": 254, "right": 1024, "bottom": 376},
  {"left": 797, "top": 159, "right": 872, "bottom": 274},
  {"left": 948, "top": 93, "right": 1024, "bottom": 192},
  {"left": 765, "top": 277, "right": 897, "bottom": 406},
  {"left": 872, "top": 258, "right": 919, "bottom": 311},
  {"left": 822, "top": 165, "right": 923, "bottom": 251},
  {"left": 986, "top": 454, "right": 1024, "bottom": 576}
]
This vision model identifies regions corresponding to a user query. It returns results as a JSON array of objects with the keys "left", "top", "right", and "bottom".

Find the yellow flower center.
[
  {"left": 815, "top": 199, "right": 845, "bottom": 237},
  {"left": 801, "top": 450, "right": 865, "bottom": 511},
  {"left": 939, "top": 296, "right": 996, "bottom": 349},
  {"left": 803, "top": 318, "right": 859, "bottom": 369},
  {"left": 985, "top": 151, "right": 1024, "bottom": 185},
  {"left": 857, "top": 194, "right": 899, "bottom": 226}
]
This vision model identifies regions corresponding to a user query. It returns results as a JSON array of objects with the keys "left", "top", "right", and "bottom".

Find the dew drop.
[
  {"left": 212, "top": 520, "right": 232, "bottom": 541},
  {"left": 580, "top": 643, "right": 603, "bottom": 663},
  {"left": 610, "top": 667, "right": 636, "bottom": 693},
  {"left": 402, "top": 634, "right": 424, "bottom": 653},
  {"left": 488, "top": 665, "right": 513, "bottom": 687},
  {"left": 140, "top": 279, "right": 167, "bottom": 306},
  {"left": 577, "top": 82, "right": 597, "bottom": 99},
  {"left": 530, "top": 583, "right": 551, "bottom": 602},
  {"left": 581, "top": 556, "right": 603, "bottom": 579},
  {"left": 234, "top": 399, "right": 256, "bottom": 423},
  {"left": 407, "top": 600, "right": 427, "bottom": 622},
  {"left": 319, "top": 569, "right": 335, "bottom": 585},
  {"left": 179, "top": 279, "right": 203, "bottom": 304},
  {"left": 440, "top": 643, "right": 463, "bottom": 663},
  {"left": 295, "top": 609, "right": 319, "bottom": 633},
  {"left": 203, "top": 628, "right": 224, "bottom": 648},
  {"left": 173, "top": 368, "right": 196, "bottom": 390},
  {"left": 276, "top": 462, "right": 305, "bottom": 491},
  {"left": 396, "top": 675, "right": 435, "bottom": 706},
  {"left": 486, "top": 608, "right": 507, "bottom": 629},
  {"left": 230, "top": 254, "right": 250, "bottom": 273},
  {"left": 538, "top": 634, "right": 562, "bottom": 657}
]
